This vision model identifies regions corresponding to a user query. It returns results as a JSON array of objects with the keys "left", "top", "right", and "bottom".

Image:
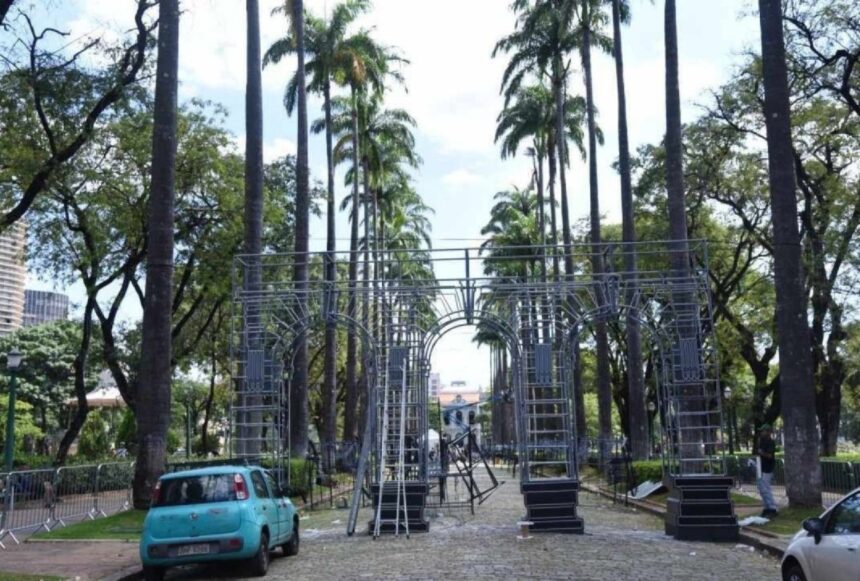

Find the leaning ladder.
[{"left": 372, "top": 362, "right": 410, "bottom": 538}]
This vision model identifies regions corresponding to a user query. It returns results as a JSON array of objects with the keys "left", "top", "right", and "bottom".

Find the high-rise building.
[
  {"left": 23, "top": 289, "right": 69, "bottom": 326},
  {"left": 0, "top": 222, "right": 26, "bottom": 336},
  {"left": 429, "top": 372, "right": 441, "bottom": 400}
]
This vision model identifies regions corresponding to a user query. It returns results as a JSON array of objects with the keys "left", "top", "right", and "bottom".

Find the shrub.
[
  {"left": 631, "top": 460, "right": 663, "bottom": 486},
  {"left": 78, "top": 411, "right": 111, "bottom": 460}
]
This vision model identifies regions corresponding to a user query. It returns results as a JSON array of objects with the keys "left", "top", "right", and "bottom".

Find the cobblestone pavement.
[{"left": 168, "top": 466, "right": 781, "bottom": 581}]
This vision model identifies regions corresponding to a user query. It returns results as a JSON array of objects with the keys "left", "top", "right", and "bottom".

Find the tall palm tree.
[
  {"left": 242, "top": 0, "right": 265, "bottom": 457},
  {"left": 664, "top": 0, "right": 689, "bottom": 271},
  {"left": 578, "top": 0, "right": 615, "bottom": 448},
  {"left": 494, "top": 0, "right": 580, "bottom": 280},
  {"left": 132, "top": 0, "right": 179, "bottom": 508},
  {"left": 609, "top": 0, "right": 648, "bottom": 460},
  {"left": 274, "top": 0, "right": 311, "bottom": 457},
  {"left": 494, "top": 3, "right": 593, "bottom": 444},
  {"left": 495, "top": 86, "right": 587, "bottom": 270},
  {"left": 265, "top": 0, "right": 371, "bottom": 466},
  {"left": 757, "top": 0, "right": 821, "bottom": 507}
]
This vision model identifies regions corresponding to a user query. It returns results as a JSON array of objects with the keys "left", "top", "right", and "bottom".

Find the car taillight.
[
  {"left": 151, "top": 480, "right": 162, "bottom": 505},
  {"left": 233, "top": 473, "right": 248, "bottom": 500}
]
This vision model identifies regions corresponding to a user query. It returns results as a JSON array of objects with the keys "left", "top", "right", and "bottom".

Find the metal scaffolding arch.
[{"left": 229, "top": 240, "right": 739, "bottom": 541}]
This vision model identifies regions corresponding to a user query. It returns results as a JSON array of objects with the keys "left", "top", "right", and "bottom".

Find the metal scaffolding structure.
[{"left": 229, "top": 240, "right": 733, "bottom": 537}]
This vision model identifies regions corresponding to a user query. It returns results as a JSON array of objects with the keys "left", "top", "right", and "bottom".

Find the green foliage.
[
  {"left": 631, "top": 460, "right": 663, "bottom": 486},
  {"left": 0, "top": 321, "right": 102, "bottom": 434},
  {"left": 0, "top": 399, "right": 43, "bottom": 456},
  {"left": 78, "top": 411, "right": 111, "bottom": 459},
  {"left": 115, "top": 409, "right": 137, "bottom": 453}
]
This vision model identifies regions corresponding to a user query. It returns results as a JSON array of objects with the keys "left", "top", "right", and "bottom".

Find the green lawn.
[
  {"left": 731, "top": 491, "right": 761, "bottom": 505},
  {"left": 749, "top": 506, "right": 823, "bottom": 536},
  {"left": 35, "top": 510, "right": 146, "bottom": 541},
  {"left": 0, "top": 573, "right": 64, "bottom": 581},
  {"left": 636, "top": 490, "right": 759, "bottom": 506}
]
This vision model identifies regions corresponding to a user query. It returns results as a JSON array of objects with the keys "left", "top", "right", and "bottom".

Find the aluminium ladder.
[{"left": 372, "top": 363, "right": 410, "bottom": 538}]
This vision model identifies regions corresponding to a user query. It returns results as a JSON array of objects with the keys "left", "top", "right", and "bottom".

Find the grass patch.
[
  {"left": 750, "top": 506, "right": 823, "bottom": 536},
  {"left": 36, "top": 510, "right": 145, "bottom": 541},
  {"left": 731, "top": 491, "right": 761, "bottom": 505}
]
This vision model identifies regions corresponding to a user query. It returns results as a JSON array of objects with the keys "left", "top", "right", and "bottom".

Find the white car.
[{"left": 781, "top": 486, "right": 860, "bottom": 581}]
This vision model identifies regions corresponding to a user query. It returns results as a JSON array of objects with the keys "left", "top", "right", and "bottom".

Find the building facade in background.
[
  {"left": 0, "top": 222, "right": 26, "bottom": 335},
  {"left": 23, "top": 289, "right": 69, "bottom": 326},
  {"left": 429, "top": 372, "right": 441, "bottom": 399}
]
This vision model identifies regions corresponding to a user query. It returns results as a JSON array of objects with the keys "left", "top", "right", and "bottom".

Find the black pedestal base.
[
  {"left": 521, "top": 479, "right": 585, "bottom": 534},
  {"left": 664, "top": 475, "right": 739, "bottom": 542},
  {"left": 367, "top": 482, "right": 430, "bottom": 535}
]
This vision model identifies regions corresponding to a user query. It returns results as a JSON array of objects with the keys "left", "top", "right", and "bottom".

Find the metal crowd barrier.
[
  {"left": 0, "top": 462, "right": 134, "bottom": 548},
  {"left": 725, "top": 455, "right": 857, "bottom": 508}
]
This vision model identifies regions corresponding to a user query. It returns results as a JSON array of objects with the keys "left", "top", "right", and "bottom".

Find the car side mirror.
[
  {"left": 802, "top": 517, "right": 824, "bottom": 545},
  {"left": 279, "top": 486, "right": 293, "bottom": 499}
]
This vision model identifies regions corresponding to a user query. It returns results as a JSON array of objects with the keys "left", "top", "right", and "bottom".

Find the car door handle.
[
  {"left": 262, "top": 506, "right": 268, "bottom": 511},
  {"left": 847, "top": 546, "right": 857, "bottom": 552}
]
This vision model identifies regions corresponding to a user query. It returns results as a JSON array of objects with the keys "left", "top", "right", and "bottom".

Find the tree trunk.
[
  {"left": 553, "top": 57, "right": 574, "bottom": 279},
  {"left": 613, "top": 0, "right": 647, "bottom": 460},
  {"left": 0, "top": 0, "right": 14, "bottom": 28},
  {"left": 242, "top": 0, "right": 264, "bottom": 457},
  {"left": 322, "top": 78, "right": 338, "bottom": 470},
  {"left": 132, "top": 0, "right": 179, "bottom": 508},
  {"left": 343, "top": 89, "right": 361, "bottom": 442},
  {"left": 758, "top": 0, "right": 821, "bottom": 506},
  {"left": 289, "top": 0, "right": 310, "bottom": 459},
  {"left": 664, "top": 0, "right": 690, "bottom": 271},
  {"left": 582, "top": 2, "right": 613, "bottom": 448},
  {"left": 55, "top": 297, "right": 96, "bottom": 465},
  {"left": 201, "top": 342, "right": 217, "bottom": 455}
]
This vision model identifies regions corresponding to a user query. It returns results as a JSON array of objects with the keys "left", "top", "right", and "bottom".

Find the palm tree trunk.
[
  {"left": 343, "top": 89, "right": 361, "bottom": 442},
  {"left": 361, "top": 155, "right": 372, "bottom": 431},
  {"left": 552, "top": 57, "right": 587, "bottom": 451},
  {"left": 547, "top": 142, "right": 561, "bottom": 284},
  {"left": 582, "top": 2, "right": 613, "bottom": 449},
  {"left": 664, "top": 0, "right": 690, "bottom": 272},
  {"left": 758, "top": 0, "right": 821, "bottom": 507},
  {"left": 132, "top": 0, "right": 179, "bottom": 508},
  {"left": 290, "top": 0, "right": 310, "bottom": 458},
  {"left": 322, "top": 78, "right": 338, "bottom": 471},
  {"left": 242, "top": 0, "right": 264, "bottom": 457},
  {"left": 613, "top": 0, "right": 647, "bottom": 460},
  {"left": 534, "top": 150, "right": 550, "bottom": 343},
  {"left": 553, "top": 56, "right": 575, "bottom": 279}
]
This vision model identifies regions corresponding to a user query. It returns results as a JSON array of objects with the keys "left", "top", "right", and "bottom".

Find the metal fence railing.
[
  {"left": 0, "top": 462, "right": 134, "bottom": 548},
  {"left": 724, "top": 455, "right": 858, "bottom": 508}
]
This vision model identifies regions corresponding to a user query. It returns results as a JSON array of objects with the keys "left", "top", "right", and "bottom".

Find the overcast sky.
[{"left": 34, "top": 0, "right": 760, "bottom": 388}]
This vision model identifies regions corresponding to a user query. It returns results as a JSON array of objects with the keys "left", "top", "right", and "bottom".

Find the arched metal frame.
[
  {"left": 419, "top": 310, "right": 524, "bottom": 481},
  {"left": 230, "top": 241, "right": 731, "bottom": 522}
]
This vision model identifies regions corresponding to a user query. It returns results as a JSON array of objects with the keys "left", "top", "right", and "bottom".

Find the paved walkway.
[
  {"left": 165, "top": 466, "right": 781, "bottom": 581},
  {"left": 0, "top": 539, "right": 139, "bottom": 580}
]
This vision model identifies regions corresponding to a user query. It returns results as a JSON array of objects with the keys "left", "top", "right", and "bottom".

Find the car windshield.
[{"left": 154, "top": 474, "right": 236, "bottom": 507}]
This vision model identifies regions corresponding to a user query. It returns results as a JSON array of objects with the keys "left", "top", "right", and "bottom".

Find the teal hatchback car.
[{"left": 140, "top": 465, "right": 298, "bottom": 580}]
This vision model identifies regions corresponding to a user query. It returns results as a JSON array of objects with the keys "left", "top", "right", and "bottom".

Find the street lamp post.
[
  {"left": 723, "top": 386, "right": 734, "bottom": 455},
  {"left": 4, "top": 348, "right": 23, "bottom": 473},
  {"left": 647, "top": 401, "right": 657, "bottom": 458}
]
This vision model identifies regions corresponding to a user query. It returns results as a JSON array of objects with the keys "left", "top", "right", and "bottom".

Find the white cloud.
[
  {"left": 265, "top": 137, "right": 297, "bottom": 162},
  {"left": 441, "top": 169, "right": 482, "bottom": 187}
]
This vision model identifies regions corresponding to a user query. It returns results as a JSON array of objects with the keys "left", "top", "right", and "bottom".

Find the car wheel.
[
  {"left": 283, "top": 519, "right": 299, "bottom": 556},
  {"left": 783, "top": 563, "right": 807, "bottom": 581},
  {"left": 142, "top": 565, "right": 165, "bottom": 581},
  {"left": 248, "top": 531, "right": 270, "bottom": 577}
]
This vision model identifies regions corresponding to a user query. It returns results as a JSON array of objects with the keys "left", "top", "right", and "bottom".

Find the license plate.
[{"left": 177, "top": 543, "right": 210, "bottom": 556}]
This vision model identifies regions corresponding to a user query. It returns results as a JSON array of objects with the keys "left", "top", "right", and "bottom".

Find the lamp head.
[{"left": 6, "top": 348, "right": 22, "bottom": 370}]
